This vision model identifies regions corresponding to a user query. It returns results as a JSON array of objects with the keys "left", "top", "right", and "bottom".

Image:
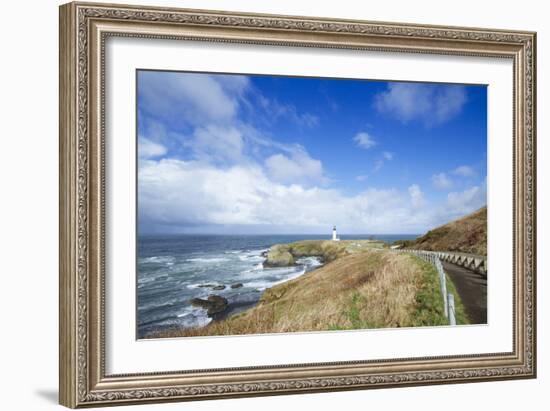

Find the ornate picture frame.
[{"left": 59, "top": 1, "right": 536, "bottom": 407}]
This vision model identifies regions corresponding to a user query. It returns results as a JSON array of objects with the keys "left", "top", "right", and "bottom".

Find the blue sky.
[{"left": 137, "top": 70, "right": 487, "bottom": 235}]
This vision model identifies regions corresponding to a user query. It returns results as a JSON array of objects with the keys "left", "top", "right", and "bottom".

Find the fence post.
[
  {"left": 438, "top": 261, "right": 448, "bottom": 318},
  {"left": 448, "top": 293, "right": 456, "bottom": 326},
  {"left": 398, "top": 249, "right": 454, "bottom": 325}
]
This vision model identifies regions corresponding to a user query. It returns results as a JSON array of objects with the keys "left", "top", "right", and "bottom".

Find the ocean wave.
[
  {"left": 138, "top": 277, "right": 156, "bottom": 286},
  {"left": 141, "top": 256, "right": 175, "bottom": 265},
  {"left": 296, "top": 256, "right": 323, "bottom": 269},
  {"left": 238, "top": 254, "right": 265, "bottom": 262},
  {"left": 240, "top": 265, "right": 292, "bottom": 279},
  {"left": 142, "top": 308, "right": 212, "bottom": 332},
  {"left": 176, "top": 306, "right": 212, "bottom": 328},
  {"left": 187, "top": 257, "right": 230, "bottom": 263},
  {"left": 249, "top": 248, "right": 268, "bottom": 255},
  {"left": 242, "top": 280, "right": 271, "bottom": 291},
  {"left": 186, "top": 282, "right": 225, "bottom": 290},
  {"left": 138, "top": 244, "right": 325, "bottom": 336},
  {"left": 244, "top": 267, "right": 306, "bottom": 291},
  {"left": 137, "top": 273, "right": 169, "bottom": 286}
]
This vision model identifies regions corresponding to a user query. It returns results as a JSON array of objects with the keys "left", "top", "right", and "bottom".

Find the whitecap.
[
  {"left": 238, "top": 254, "right": 265, "bottom": 262},
  {"left": 296, "top": 256, "right": 324, "bottom": 270},
  {"left": 253, "top": 262, "right": 264, "bottom": 270},
  {"left": 138, "top": 273, "right": 169, "bottom": 286},
  {"left": 244, "top": 267, "right": 307, "bottom": 291},
  {"left": 186, "top": 282, "right": 223, "bottom": 290},
  {"left": 176, "top": 306, "right": 212, "bottom": 328},
  {"left": 141, "top": 256, "right": 176, "bottom": 264},
  {"left": 242, "top": 281, "right": 271, "bottom": 291},
  {"left": 187, "top": 257, "right": 230, "bottom": 263},
  {"left": 249, "top": 249, "right": 269, "bottom": 256},
  {"left": 138, "top": 276, "right": 156, "bottom": 285},
  {"left": 240, "top": 263, "right": 299, "bottom": 278}
]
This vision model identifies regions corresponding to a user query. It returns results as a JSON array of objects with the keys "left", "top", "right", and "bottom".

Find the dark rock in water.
[
  {"left": 230, "top": 283, "right": 243, "bottom": 289},
  {"left": 189, "top": 297, "right": 210, "bottom": 309},
  {"left": 190, "top": 295, "right": 229, "bottom": 317},
  {"left": 261, "top": 251, "right": 268, "bottom": 258},
  {"left": 197, "top": 284, "right": 225, "bottom": 290},
  {"left": 205, "top": 295, "right": 229, "bottom": 315}
]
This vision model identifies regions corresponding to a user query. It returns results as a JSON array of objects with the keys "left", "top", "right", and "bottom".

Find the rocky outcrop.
[
  {"left": 230, "top": 283, "right": 243, "bottom": 289},
  {"left": 263, "top": 239, "right": 389, "bottom": 269},
  {"left": 263, "top": 244, "right": 295, "bottom": 267},
  {"left": 190, "top": 295, "right": 228, "bottom": 317}
]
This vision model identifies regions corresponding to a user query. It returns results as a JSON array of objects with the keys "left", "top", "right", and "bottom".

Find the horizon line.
[{"left": 137, "top": 233, "right": 422, "bottom": 237}]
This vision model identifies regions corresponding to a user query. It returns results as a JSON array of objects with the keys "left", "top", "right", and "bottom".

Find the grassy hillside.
[
  {"left": 398, "top": 207, "right": 487, "bottom": 256},
  {"left": 150, "top": 248, "right": 467, "bottom": 338}
]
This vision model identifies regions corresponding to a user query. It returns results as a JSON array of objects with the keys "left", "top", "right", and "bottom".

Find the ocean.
[{"left": 137, "top": 234, "right": 418, "bottom": 338}]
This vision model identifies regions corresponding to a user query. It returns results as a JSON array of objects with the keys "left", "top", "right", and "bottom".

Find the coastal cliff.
[
  {"left": 150, "top": 239, "right": 467, "bottom": 338},
  {"left": 264, "top": 239, "right": 385, "bottom": 267}
]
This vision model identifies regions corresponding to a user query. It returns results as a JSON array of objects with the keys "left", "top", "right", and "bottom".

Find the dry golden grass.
[
  {"left": 401, "top": 207, "right": 487, "bottom": 256},
  {"left": 151, "top": 249, "right": 449, "bottom": 338}
]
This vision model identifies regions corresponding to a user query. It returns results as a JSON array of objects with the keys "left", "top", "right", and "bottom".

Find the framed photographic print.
[{"left": 59, "top": 2, "right": 537, "bottom": 408}]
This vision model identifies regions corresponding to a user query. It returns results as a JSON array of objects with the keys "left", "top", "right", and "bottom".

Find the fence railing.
[
  {"left": 393, "top": 249, "right": 456, "bottom": 325},
  {"left": 427, "top": 251, "right": 486, "bottom": 276}
]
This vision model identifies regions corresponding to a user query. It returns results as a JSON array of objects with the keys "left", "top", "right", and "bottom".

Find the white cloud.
[
  {"left": 138, "top": 159, "right": 264, "bottom": 227},
  {"left": 256, "top": 94, "right": 319, "bottom": 127},
  {"left": 186, "top": 125, "right": 244, "bottom": 163},
  {"left": 373, "top": 159, "right": 384, "bottom": 172},
  {"left": 445, "top": 181, "right": 487, "bottom": 217},
  {"left": 433, "top": 87, "right": 467, "bottom": 125},
  {"left": 374, "top": 83, "right": 467, "bottom": 126},
  {"left": 408, "top": 184, "right": 425, "bottom": 208},
  {"left": 138, "top": 71, "right": 250, "bottom": 127},
  {"left": 355, "top": 175, "right": 368, "bottom": 181},
  {"left": 353, "top": 132, "right": 377, "bottom": 149},
  {"left": 138, "top": 71, "right": 321, "bottom": 165},
  {"left": 373, "top": 151, "right": 394, "bottom": 172},
  {"left": 299, "top": 113, "right": 320, "bottom": 128},
  {"left": 139, "top": 155, "right": 486, "bottom": 235},
  {"left": 431, "top": 172, "right": 453, "bottom": 190},
  {"left": 265, "top": 148, "right": 324, "bottom": 185},
  {"left": 139, "top": 158, "right": 404, "bottom": 232},
  {"left": 453, "top": 165, "right": 476, "bottom": 177},
  {"left": 138, "top": 138, "right": 167, "bottom": 159}
]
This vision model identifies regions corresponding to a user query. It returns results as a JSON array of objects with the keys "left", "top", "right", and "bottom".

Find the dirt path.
[{"left": 442, "top": 261, "right": 487, "bottom": 324}]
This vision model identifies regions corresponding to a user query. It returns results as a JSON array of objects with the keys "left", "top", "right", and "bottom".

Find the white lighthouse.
[{"left": 332, "top": 226, "right": 340, "bottom": 241}]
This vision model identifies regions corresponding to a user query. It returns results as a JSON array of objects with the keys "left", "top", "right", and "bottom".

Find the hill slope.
[
  {"left": 149, "top": 247, "right": 467, "bottom": 338},
  {"left": 403, "top": 206, "right": 487, "bottom": 256}
]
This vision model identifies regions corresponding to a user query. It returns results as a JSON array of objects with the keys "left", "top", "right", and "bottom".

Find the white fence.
[
  {"left": 429, "top": 251, "right": 486, "bottom": 276},
  {"left": 394, "top": 249, "right": 456, "bottom": 325}
]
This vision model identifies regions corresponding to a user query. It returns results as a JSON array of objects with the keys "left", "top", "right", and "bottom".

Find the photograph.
[{"left": 136, "top": 70, "right": 488, "bottom": 339}]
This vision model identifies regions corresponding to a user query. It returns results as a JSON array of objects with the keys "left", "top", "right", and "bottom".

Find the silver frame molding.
[{"left": 59, "top": 2, "right": 537, "bottom": 408}]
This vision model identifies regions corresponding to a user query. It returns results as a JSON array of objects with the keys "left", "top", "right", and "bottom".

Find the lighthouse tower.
[{"left": 332, "top": 226, "right": 340, "bottom": 241}]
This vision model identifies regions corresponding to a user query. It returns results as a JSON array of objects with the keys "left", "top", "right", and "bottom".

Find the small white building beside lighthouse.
[{"left": 332, "top": 226, "right": 340, "bottom": 241}]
